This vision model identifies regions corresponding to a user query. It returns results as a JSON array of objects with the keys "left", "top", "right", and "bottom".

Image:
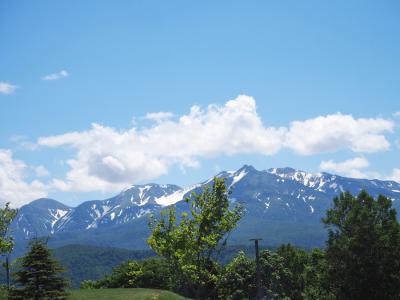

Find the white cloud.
[
  {"left": 145, "top": 112, "right": 174, "bottom": 122},
  {"left": 320, "top": 157, "right": 370, "bottom": 178},
  {"left": 36, "top": 95, "right": 395, "bottom": 193},
  {"left": 0, "top": 82, "right": 17, "bottom": 94},
  {"left": 10, "top": 135, "right": 38, "bottom": 150},
  {"left": 393, "top": 111, "right": 400, "bottom": 117},
  {"left": 38, "top": 95, "right": 285, "bottom": 192},
  {"left": 35, "top": 165, "right": 50, "bottom": 177},
  {"left": 319, "top": 157, "right": 400, "bottom": 182},
  {"left": 0, "top": 149, "right": 48, "bottom": 207},
  {"left": 387, "top": 169, "right": 400, "bottom": 183},
  {"left": 41, "top": 70, "right": 69, "bottom": 81},
  {"left": 285, "top": 113, "right": 393, "bottom": 155}
]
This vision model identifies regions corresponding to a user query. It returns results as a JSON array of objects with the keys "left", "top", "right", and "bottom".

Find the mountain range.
[{"left": 11, "top": 165, "right": 400, "bottom": 255}]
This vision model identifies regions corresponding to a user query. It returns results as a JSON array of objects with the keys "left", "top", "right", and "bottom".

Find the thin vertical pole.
[
  {"left": 6, "top": 254, "right": 10, "bottom": 290},
  {"left": 251, "top": 238, "right": 263, "bottom": 299}
]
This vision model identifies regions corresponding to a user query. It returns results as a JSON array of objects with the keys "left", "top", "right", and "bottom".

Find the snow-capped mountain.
[
  {"left": 13, "top": 198, "right": 72, "bottom": 241},
  {"left": 56, "top": 183, "right": 183, "bottom": 232},
  {"left": 268, "top": 167, "right": 400, "bottom": 203},
  {"left": 12, "top": 183, "right": 183, "bottom": 240},
  {"left": 11, "top": 165, "right": 400, "bottom": 251}
]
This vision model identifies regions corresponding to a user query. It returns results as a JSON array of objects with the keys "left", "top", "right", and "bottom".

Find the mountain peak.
[
  {"left": 11, "top": 165, "right": 400, "bottom": 251},
  {"left": 238, "top": 164, "right": 256, "bottom": 173},
  {"left": 26, "top": 198, "right": 70, "bottom": 209}
]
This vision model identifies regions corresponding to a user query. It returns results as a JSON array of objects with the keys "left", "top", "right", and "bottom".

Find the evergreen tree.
[
  {"left": 10, "top": 239, "right": 69, "bottom": 300},
  {"left": 323, "top": 190, "right": 400, "bottom": 299}
]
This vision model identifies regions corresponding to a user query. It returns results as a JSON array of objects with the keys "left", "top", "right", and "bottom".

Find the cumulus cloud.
[
  {"left": 145, "top": 112, "right": 174, "bottom": 122},
  {"left": 0, "top": 82, "right": 17, "bottom": 94},
  {"left": 0, "top": 149, "right": 48, "bottom": 207},
  {"left": 387, "top": 169, "right": 400, "bottom": 183},
  {"left": 41, "top": 70, "right": 69, "bottom": 81},
  {"left": 319, "top": 157, "right": 400, "bottom": 182},
  {"left": 394, "top": 112, "right": 400, "bottom": 117},
  {"left": 285, "top": 114, "right": 393, "bottom": 155},
  {"left": 36, "top": 95, "right": 395, "bottom": 193},
  {"left": 38, "top": 95, "right": 285, "bottom": 192},
  {"left": 320, "top": 157, "right": 370, "bottom": 178}
]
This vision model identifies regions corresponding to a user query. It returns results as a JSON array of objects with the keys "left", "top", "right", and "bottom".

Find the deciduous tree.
[
  {"left": 0, "top": 202, "right": 17, "bottom": 290},
  {"left": 0, "top": 203, "right": 17, "bottom": 255},
  {"left": 148, "top": 177, "right": 243, "bottom": 299},
  {"left": 217, "top": 250, "right": 256, "bottom": 300}
]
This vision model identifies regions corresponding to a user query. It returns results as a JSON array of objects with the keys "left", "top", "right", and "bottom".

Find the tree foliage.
[
  {"left": 81, "top": 258, "right": 170, "bottom": 290},
  {"left": 275, "top": 244, "right": 309, "bottom": 300},
  {"left": 259, "top": 249, "right": 293, "bottom": 299},
  {"left": 302, "top": 248, "right": 334, "bottom": 300},
  {"left": 0, "top": 203, "right": 17, "bottom": 255},
  {"left": 52, "top": 244, "right": 154, "bottom": 288},
  {"left": 218, "top": 246, "right": 311, "bottom": 300},
  {"left": 147, "top": 177, "right": 243, "bottom": 299},
  {"left": 10, "top": 239, "right": 69, "bottom": 300},
  {"left": 323, "top": 190, "right": 400, "bottom": 299},
  {"left": 217, "top": 251, "right": 256, "bottom": 299}
]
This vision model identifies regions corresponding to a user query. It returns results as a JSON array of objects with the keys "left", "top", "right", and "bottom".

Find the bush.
[
  {"left": 217, "top": 251, "right": 256, "bottom": 300},
  {"left": 81, "top": 258, "right": 170, "bottom": 290}
]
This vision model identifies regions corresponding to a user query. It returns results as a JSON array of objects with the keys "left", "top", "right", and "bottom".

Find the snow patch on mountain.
[
  {"left": 49, "top": 208, "right": 69, "bottom": 231},
  {"left": 229, "top": 169, "right": 248, "bottom": 188},
  {"left": 155, "top": 184, "right": 200, "bottom": 206},
  {"left": 12, "top": 165, "right": 400, "bottom": 246}
]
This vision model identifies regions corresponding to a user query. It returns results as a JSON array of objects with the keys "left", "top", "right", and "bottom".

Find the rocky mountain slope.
[{"left": 11, "top": 165, "right": 400, "bottom": 252}]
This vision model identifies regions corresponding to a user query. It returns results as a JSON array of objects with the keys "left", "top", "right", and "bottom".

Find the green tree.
[
  {"left": 259, "top": 249, "right": 292, "bottom": 300},
  {"left": 138, "top": 258, "right": 171, "bottom": 289},
  {"left": 323, "top": 190, "right": 400, "bottom": 299},
  {"left": 10, "top": 239, "right": 69, "bottom": 300},
  {"left": 276, "top": 244, "right": 309, "bottom": 300},
  {"left": 302, "top": 248, "right": 334, "bottom": 300},
  {"left": 115, "top": 260, "right": 144, "bottom": 288},
  {"left": 0, "top": 203, "right": 17, "bottom": 255},
  {"left": 148, "top": 177, "right": 243, "bottom": 299},
  {"left": 217, "top": 251, "right": 256, "bottom": 300},
  {"left": 82, "top": 258, "right": 171, "bottom": 290},
  {"left": 0, "top": 202, "right": 17, "bottom": 292}
]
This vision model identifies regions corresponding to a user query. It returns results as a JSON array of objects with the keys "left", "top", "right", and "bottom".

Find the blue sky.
[{"left": 1, "top": 0, "right": 399, "bottom": 206}]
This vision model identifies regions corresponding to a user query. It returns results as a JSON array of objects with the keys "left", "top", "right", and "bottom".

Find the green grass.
[
  {"left": 68, "top": 288, "right": 189, "bottom": 300},
  {"left": 0, "top": 289, "right": 7, "bottom": 300}
]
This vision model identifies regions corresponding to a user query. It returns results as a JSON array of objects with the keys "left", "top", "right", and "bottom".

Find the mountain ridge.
[{"left": 11, "top": 165, "right": 400, "bottom": 253}]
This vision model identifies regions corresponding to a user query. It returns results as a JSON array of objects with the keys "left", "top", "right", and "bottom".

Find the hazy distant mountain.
[{"left": 11, "top": 165, "right": 400, "bottom": 253}]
